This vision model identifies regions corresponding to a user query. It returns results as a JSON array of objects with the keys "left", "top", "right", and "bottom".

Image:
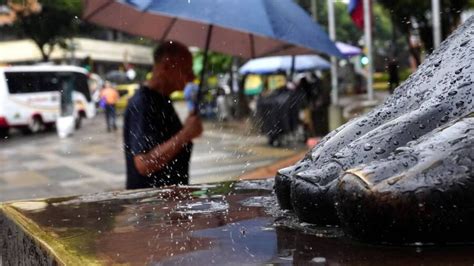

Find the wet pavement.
[
  {"left": 3, "top": 180, "right": 474, "bottom": 265},
  {"left": 0, "top": 102, "right": 305, "bottom": 202}
]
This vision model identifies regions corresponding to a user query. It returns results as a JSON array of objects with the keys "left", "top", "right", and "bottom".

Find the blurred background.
[{"left": 0, "top": 0, "right": 473, "bottom": 202}]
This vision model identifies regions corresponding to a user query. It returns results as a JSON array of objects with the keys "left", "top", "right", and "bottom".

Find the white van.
[{"left": 0, "top": 65, "right": 96, "bottom": 136}]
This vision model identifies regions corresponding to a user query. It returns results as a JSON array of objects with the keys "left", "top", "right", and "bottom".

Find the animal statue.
[{"left": 275, "top": 16, "right": 474, "bottom": 243}]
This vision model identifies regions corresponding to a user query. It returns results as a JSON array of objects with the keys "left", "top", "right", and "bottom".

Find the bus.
[{"left": 0, "top": 65, "right": 96, "bottom": 136}]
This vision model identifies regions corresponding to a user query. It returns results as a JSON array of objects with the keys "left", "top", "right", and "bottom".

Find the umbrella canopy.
[
  {"left": 336, "top": 42, "right": 362, "bottom": 57},
  {"left": 105, "top": 70, "right": 130, "bottom": 84},
  {"left": 239, "top": 55, "right": 330, "bottom": 75},
  {"left": 82, "top": 0, "right": 343, "bottom": 59}
]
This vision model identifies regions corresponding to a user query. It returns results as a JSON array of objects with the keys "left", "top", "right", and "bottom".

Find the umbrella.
[
  {"left": 239, "top": 55, "right": 330, "bottom": 75},
  {"left": 105, "top": 70, "right": 130, "bottom": 84},
  {"left": 336, "top": 42, "right": 362, "bottom": 57},
  {"left": 83, "top": 0, "right": 342, "bottom": 103}
]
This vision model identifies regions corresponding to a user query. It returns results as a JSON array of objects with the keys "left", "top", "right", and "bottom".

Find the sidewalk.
[{"left": 0, "top": 105, "right": 307, "bottom": 202}]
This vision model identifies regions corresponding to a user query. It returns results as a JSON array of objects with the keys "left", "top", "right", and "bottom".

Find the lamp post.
[
  {"left": 328, "top": 0, "right": 338, "bottom": 105},
  {"left": 363, "top": 0, "right": 374, "bottom": 101},
  {"left": 431, "top": 0, "right": 442, "bottom": 49}
]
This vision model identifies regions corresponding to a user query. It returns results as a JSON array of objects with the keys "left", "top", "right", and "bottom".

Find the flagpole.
[
  {"left": 328, "top": 0, "right": 338, "bottom": 105},
  {"left": 363, "top": 0, "right": 373, "bottom": 101},
  {"left": 431, "top": 0, "right": 441, "bottom": 49}
]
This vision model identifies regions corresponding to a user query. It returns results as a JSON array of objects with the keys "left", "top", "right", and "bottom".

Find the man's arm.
[{"left": 133, "top": 114, "right": 202, "bottom": 176}]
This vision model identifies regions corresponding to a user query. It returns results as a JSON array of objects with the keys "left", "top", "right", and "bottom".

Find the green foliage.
[
  {"left": 372, "top": 4, "right": 392, "bottom": 44},
  {"left": 13, "top": 0, "right": 82, "bottom": 61},
  {"left": 295, "top": 0, "right": 363, "bottom": 44},
  {"left": 193, "top": 51, "right": 232, "bottom": 76},
  {"left": 378, "top": 0, "right": 473, "bottom": 53},
  {"left": 374, "top": 68, "right": 412, "bottom": 83},
  {"left": 294, "top": 0, "right": 397, "bottom": 59}
]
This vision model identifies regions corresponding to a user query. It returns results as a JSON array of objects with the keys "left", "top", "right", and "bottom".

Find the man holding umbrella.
[{"left": 123, "top": 41, "right": 203, "bottom": 189}]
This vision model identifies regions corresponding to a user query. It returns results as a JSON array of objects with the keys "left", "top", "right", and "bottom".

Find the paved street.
[{"left": 0, "top": 102, "right": 306, "bottom": 202}]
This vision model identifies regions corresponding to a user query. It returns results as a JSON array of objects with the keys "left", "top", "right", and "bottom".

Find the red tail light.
[{"left": 0, "top": 117, "right": 9, "bottom": 127}]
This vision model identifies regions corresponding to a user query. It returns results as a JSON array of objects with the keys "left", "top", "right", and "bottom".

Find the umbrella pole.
[
  {"left": 196, "top": 24, "right": 214, "bottom": 113},
  {"left": 289, "top": 55, "right": 296, "bottom": 81}
]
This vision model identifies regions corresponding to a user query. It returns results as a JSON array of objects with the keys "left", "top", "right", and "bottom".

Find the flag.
[{"left": 348, "top": 0, "right": 364, "bottom": 30}]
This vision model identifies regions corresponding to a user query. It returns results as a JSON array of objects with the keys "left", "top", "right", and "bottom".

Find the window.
[
  {"left": 6, "top": 72, "right": 60, "bottom": 94},
  {"left": 6, "top": 72, "right": 43, "bottom": 93},
  {"left": 6, "top": 71, "right": 91, "bottom": 102}
]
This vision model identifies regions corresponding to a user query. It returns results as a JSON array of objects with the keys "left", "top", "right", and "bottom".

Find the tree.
[
  {"left": 378, "top": 0, "right": 474, "bottom": 66},
  {"left": 295, "top": 0, "right": 398, "bottom": 70},
  {"left": 12, "top": 0, "right": 82, "bottom": 61},
  {"left": 193, "top": 51, "right": 232, "bottom": 77},
  {"left": 295, "top": 0, "right": 363, "bottom": 45}
]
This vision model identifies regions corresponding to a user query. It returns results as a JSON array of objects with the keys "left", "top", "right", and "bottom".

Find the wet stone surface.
[
  {"left": 275, "top": 15, "right": 474, "bottom": 243},
  {"left": 2, "top": 180, "right": 474, "bottom": 265}
]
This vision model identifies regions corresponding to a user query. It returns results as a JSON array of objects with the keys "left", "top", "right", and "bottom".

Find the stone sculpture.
[{"left": 275, "top": 16, "right": 474, "bottom": 243}]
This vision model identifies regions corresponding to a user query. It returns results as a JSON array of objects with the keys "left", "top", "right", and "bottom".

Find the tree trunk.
[{"left": 38, "top": 43, "right": 50, "bottom": 62}]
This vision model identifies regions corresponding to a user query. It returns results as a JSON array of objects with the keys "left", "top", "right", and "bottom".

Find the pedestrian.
[
  {"left": 310, "top": 73, "right": 330, "bottom": 137},
  {"left": 183, "top": 80, "right": 199, "bottom": 112},
  {"left": 100, "top": 81, "right": 120, "bottom": 132},
  {"left": 387, "top": 57, "right": 400, "bottom": 94},
  {"left": 123, "top": 41, "right": 203, "bottom": 189},
  {"left": 216, "top": 87, "right": 230, "bottom": 122}
]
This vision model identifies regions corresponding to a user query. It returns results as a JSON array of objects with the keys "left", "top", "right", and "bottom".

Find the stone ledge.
[{"left": 0, "top": 207, "right": 57, "bottom": 265}]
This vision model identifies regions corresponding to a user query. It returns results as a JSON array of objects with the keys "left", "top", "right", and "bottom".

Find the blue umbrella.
[
  {"left": 83, "top": 0, "right": 342, "bottom": 58},
  {"left": 83, "top": 0, "right": 342, "bottom": 104},
  {"left": 239, "top": 55, "right": 330, "bottom": 75}
]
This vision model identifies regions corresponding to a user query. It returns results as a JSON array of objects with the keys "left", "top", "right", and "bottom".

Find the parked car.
[{"left": 115, "top": 83, "right": 139, "bottom": 112}]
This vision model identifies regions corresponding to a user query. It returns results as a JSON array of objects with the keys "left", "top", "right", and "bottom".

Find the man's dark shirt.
[{"left": 123, "top": 86, "right": 192, "bottom": 189}]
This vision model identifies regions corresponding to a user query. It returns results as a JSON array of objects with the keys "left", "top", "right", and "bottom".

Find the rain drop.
[
  {"left": 460, "top": 39, "right": 469, "bottom": 47},
  {"left": 375, "top": 148, "right": 385, "bottom": 154}
]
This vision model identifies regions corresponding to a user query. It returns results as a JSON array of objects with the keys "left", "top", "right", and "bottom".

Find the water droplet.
[
  {"left": 363, "top": 143, "right": 373, "bottom": 151},
  {"left": 375, "top": 148, "right": 385, "bottom": 154},
  {"left": 311, "top": 257, "right": 327, "bottom": 264},
  {"left": 440, "top": 115, "right": 449, "bottom": 122}
]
